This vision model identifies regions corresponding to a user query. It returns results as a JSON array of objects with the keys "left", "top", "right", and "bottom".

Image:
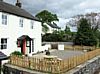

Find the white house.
[
  {"left": 42, "top": 22, "right": 60, "bottom": 34},
  {"left": 0, "top": 0, "right": 42, "bottom": 56}
]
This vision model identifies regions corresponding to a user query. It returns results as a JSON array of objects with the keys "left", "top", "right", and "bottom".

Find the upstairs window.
[
  {"left": 2, "top": 14, "right": 7, "bottom": 25},
  {"left": 19, "top": 18, "right": 23, "bottom": 27},
  {"left": 1, "top": 38, "right": 7, "bottom": 49},
  {"left": 30, "top": 20, "right": 34, "bottom": 29}
]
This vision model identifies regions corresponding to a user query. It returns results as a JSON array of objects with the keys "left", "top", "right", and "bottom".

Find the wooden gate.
[{"left": 51, "top": 44, "right": 58, "bottom": 49}]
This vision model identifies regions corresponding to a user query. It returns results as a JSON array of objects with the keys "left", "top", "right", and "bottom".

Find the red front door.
[{"left": 22, "top": 39, "right": 26, "bottom": 54}]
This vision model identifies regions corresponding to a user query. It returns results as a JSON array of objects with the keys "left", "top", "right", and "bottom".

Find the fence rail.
[
  {"left": 10, "top": 49, "right": 100, "bottom": 73},
  {"left": 64, "top": 45, "right": 95, "bottom": 51}
]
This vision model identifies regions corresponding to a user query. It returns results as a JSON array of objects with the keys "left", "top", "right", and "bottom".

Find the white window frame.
[
  {"left": 0, "top": 38, "right": 7, "bottom": 49},
  {"left": 2, "top": 13, "right": 7, "bottom": 25}
]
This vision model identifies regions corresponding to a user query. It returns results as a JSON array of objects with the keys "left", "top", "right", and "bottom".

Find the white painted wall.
[
  {"left": 58, "top": 44, "right": 64, "bottom": 50},
  {"left": 42, "top": 44, "right": 64, "bottom": 50},
  {"left": 0, "top": 12, "right": 41, "bottom": 56},
  {"left": 41, "top": 44, "right": 51, "bottom": 51}
]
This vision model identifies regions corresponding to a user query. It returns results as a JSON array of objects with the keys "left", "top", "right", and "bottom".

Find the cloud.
[
  {"left": 78, "top": 0, "right": 100, "bottom": 9},
  {"left": 4, "top": 0, "right": 100, "bottom": 18},
  {"left": 4, "top": 0, "right": 85, "bottom": 18},
  {"left": 73, "top": 0, "right": 100, "bottom": 14},
  {"left": 4, "top": 0, "right": 100, "bottom": 28}
]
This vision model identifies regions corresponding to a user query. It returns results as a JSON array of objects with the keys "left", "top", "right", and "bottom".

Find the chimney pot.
[{"left": 16, "top": 0, "right": 22, "bottom": 8}]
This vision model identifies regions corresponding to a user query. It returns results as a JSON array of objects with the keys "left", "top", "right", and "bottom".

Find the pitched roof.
[
  {"left": 17, "top": 35, "right": 32, "bottom": 41},
  {"left": 0, "top": 1, "right": 39, "bottom": 21},
  {"left": 53, "top": 22, "right": 61, "bottom": 29},
  {"left": 48, "top": 22, "right": 61, "bottom": 29}
]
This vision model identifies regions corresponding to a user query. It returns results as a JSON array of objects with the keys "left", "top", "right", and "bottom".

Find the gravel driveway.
[
  {"left": 33, "top": 50, "right": 84, "bottom": 60},
  {"left": 50, "top": 50, "right": 84, "bottom": 60}
]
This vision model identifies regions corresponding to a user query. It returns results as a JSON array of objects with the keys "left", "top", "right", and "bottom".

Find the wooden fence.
[
  {"left": 59, "top": 49, "right": 100, "bottom": 73},
  {"left": 10, "top": 49, "right": 100, "bottom": 73},
  {"left": 64, "top": 45, "right": 95, "bottom": 51}
]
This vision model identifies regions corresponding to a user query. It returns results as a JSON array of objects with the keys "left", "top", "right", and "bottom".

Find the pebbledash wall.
[{"left": 0, "top": 12, "right": 42, "bottom": 56}]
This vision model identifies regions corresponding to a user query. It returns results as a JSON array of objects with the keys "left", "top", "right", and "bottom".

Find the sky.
[{"left": 4, "top": 0, "right": 100, "bottom": 28}]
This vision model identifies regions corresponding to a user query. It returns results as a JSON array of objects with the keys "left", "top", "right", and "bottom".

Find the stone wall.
[{"left": 67, "top": 56, "right": 100, "bottom": 74}]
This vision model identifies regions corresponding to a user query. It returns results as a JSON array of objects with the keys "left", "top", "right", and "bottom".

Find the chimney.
[{"left": 16, "top": 0, "right": 22, "bottom": 8}]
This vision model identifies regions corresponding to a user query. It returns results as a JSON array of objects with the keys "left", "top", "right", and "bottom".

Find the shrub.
[{"left": 11, "top": 51, "right": 22, "bottom": 56}]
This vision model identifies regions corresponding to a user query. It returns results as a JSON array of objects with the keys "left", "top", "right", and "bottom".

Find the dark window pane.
[
  {"left": 32, "top": 39, "right": 34, "bottom": 52},
  {"left": 1, "top": 39, "right": 4, "bottom": 43},
  {"left": 1, "top": 45, "right": 3, "bottom": 49}
]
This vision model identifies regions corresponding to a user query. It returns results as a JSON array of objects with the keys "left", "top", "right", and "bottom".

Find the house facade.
[{"left": 0, "top": 0, "right": 42, "bottom": 56}]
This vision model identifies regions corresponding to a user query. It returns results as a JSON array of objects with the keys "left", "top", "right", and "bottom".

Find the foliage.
[
  {"left": 64, "top": 25, "right": 71, "bottom": 34},
  {"left": 35, "top": 10, "right": 59, "bottom": 33},
  {"left": 42, "top": 28, "right": 76, "bottom": 42},
  {"left": 42, "top": 33, "right": 62, "bottom": 42},
  {"left": 94, "top": 30, "right": 100, "bottom": 47},
  {"left": 35, "top": 10, "right": 59, "bottom": 23},
  {"left": 74, "top": 18, "right": 97, "bottom": 46},
  {"left": 11, "top": 51, "right": 22, "bottom": 56}
]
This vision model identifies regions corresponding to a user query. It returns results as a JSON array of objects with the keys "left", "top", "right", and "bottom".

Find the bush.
[
  {"left": 42, "top": 33, "right": 62, "bottom": 42},
  {"left": 11, "top": 51, "right": 22, "bottom": 56}
]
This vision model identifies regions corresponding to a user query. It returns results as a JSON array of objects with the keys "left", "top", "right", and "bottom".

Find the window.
[
  {"left": 19, "top": 18, "right": 23, "bottom": 27},
  {"left": 2, "top": 14, "right": 7, "bottom": 25},
  {"left": 26, "top": 41, "right": 30, "bottom": 47},
  {"left": 30, "top": 20, "right": 34, "bottom": 29},
  {"left": 1, "top": 38, "right": 7, "bottom": 49},
  {"left": 26, "top": 40, "right": 31, "bottom": 53}
]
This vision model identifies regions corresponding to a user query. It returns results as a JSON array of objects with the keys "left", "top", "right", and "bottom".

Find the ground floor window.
[
  {"left": 26, "top": 39, "right": 34, "bottom": 53},
  {"left": 0, "top": 38, "right": 7, "bottom": 49}
]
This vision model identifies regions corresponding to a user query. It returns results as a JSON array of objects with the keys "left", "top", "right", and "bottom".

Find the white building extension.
[
  {"left": 0, "top": 0, "right": 42, "bottom": 56},
  {"left": 42, "top": 22, "right": 60, "bottom": 34}
]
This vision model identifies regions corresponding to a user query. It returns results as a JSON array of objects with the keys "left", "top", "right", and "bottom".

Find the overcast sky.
[{"left": 4, "top": 0, "right": 100, "bottom": 28}]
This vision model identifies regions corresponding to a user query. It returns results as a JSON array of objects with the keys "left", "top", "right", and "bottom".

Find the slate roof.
[
  {"left": 0, "top": 1, "right": 39, "bottom": 21},
  {"left": 0, "top": 51, "right": 8, "bottom": 60},
  {"left": 48, "top": 22, "right": 61, "bottom": 29},
  {"left": 17, "top": 35, "right": 32, "bottom": 41}
]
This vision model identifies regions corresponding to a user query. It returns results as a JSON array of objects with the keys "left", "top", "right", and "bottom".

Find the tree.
[
  {"left": 64, "top": 25, "right": 71, "bottom": 34},
  {"left": 35, "top": 10, "right": 59, "bottom": 23},
  {"left": 74, "top": 18, "right": 97, "bottom": 46},
  {"left": 35, "top": 10, "right": 59, "bottom": 33},
  {"left": 94, "top": 30, "right": 100, "bottom": 47}
]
